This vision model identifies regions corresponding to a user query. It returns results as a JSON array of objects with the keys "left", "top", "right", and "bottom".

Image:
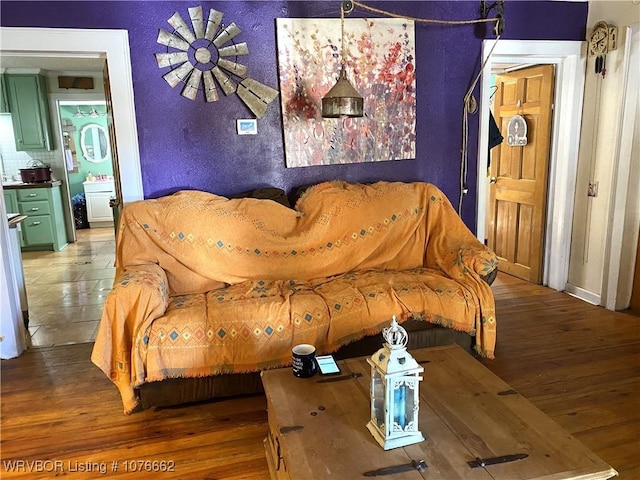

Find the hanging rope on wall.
[
  {"left": 350, "top": 1, "right": 502, "bottom": 27},
  {"left": 460, "top": 35, "right": 502, "bottom": 215}
]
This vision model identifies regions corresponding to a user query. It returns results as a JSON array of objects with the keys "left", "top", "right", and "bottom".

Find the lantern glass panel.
[
  {"left": 372, "top": 370, "right": 385, "bottom": 429},
  {"left": 393, "top": 381, "right": 408, "bottom": 429},
  {"left": 392, "top": 379, "right": 418, "bottom": 431}
]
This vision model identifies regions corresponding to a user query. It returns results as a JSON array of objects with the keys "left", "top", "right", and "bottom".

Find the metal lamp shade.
[{"left": 321, "top": 66, "right": 364, "bottom": 118}]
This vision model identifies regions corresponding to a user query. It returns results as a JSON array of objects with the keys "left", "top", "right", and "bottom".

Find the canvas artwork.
[{"left": 276, "top": 18, "right": 416, "bottom": 168}]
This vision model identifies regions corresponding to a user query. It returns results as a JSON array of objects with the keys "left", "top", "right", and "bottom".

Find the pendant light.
[
  {"left": 87, "top": 107, "right": 102, "bottom": 118},
  {"left": 73, "top": 105, "right": 107, "bottom": 118},
  {"left": 321, "top": 1, "right": 364, "bottom": 118}
]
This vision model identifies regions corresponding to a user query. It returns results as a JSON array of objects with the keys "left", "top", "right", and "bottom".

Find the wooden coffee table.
[{"left": 261, "top": 345, "right": 617, "bottom": 480}]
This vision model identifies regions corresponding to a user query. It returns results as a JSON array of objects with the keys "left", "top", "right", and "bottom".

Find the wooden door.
[
  {"left": 103, "top": 61, "right": 123, "bottom": 233},
  {"left": 487, "top": 65, "right": 555, "bottom": 284}
]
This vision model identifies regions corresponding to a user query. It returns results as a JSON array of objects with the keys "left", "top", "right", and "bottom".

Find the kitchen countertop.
[{"left": 2, "top": 180, "right": 62, "bottom": 189}]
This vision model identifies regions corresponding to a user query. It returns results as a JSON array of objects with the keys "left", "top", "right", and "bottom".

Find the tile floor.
[{"left": 22, "top": 227, "right": 116, "bottom": 347}]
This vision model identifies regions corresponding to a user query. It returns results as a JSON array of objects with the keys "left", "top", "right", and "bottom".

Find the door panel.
[{"left": 487, "top": 65, "right": 555, "bottom": 284}]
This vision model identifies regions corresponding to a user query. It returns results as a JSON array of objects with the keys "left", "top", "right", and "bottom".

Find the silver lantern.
[{"left": 366, "top": 316, "right": 425, "bottom": 450}]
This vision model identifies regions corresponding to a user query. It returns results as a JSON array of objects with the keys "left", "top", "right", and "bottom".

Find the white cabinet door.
[{"left": 86, "top": 191, "right": 114, "bottom": 223}]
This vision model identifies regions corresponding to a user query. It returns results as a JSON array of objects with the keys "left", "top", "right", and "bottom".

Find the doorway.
[
  {"left": 0, "top": 27, "right": 143, "bottom": 348},
  {"left": 57, "top": 100, "right": 117, "bottom": 236},
  {"left": 486, "top": 64, "right": 555, "bottom": 284},
  {"left": 477, "top": 40, "right": 586, "bottom": 292}
]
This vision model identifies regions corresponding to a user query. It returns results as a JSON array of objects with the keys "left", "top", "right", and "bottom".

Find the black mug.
[{"left": 292, "top": 344, "right": 317, "bottom": 378}]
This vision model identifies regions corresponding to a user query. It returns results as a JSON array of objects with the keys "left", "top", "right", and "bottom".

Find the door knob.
[{"left": 489, "top": 177, "right": 497, "bottom": 184}]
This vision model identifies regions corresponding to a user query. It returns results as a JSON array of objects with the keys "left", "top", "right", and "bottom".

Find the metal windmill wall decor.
[{"left": 155, "top": 5, "right": 279, "bottom": 118}]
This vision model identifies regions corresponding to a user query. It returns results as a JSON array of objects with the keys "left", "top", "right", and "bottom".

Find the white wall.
[
  {"left": 567, "top": 1, "right": 640, "bottom": 307},
  {"left": 0, "top": 189, "right": 27, "bottom": 359}
]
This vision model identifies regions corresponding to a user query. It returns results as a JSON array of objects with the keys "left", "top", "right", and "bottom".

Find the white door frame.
[
  {"left": 0, "top": 27, "right": 143, "bottom": 203},
  {"left": 0, "top": 28, "right": 142, "bottom": 350},
  {"left": 476, "top": 40, "right": 586, "bottom": 292},
  {"left": 603, "top": 23, "right": 640, "bottom": 310}
]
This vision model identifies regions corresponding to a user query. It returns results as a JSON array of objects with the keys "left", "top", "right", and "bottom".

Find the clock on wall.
[
  {"left": 588, "top": 21, "right": 618, "bottom": 75},
  {"left": 588, "top": 22, "right": 609, "bottom": 56},
  {"left": 155, "top": 5, "right": 278, "bottom": 118}
]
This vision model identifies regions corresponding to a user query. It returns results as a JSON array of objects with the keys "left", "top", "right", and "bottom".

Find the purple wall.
[{"left": 1, "top": 1, "right": 587, "bottom": 228}]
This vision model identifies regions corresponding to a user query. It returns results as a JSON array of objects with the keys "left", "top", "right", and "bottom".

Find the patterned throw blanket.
[{"left": 91, "top": 181, "right": 497, "bottom": 413}]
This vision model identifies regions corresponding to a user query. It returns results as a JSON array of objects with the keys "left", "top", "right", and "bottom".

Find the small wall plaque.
[
  {"left": 236, "top": 119, "right": 257, "bottom": 135},
  {"left": 506, "top": 115, "right": 527, "bottom": 146}
]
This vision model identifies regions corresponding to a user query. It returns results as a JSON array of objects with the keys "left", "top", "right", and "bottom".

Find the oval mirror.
[{"left": 80, "top": 124, "right": 110, "bottom": 163}]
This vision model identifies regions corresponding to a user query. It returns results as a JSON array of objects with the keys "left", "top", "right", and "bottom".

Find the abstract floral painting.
[{"left": 276, "top": 18, "right": 416, "bottom": 168}]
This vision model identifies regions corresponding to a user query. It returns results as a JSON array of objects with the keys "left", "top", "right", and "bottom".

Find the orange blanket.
[{"left": 92, "top": 181, "right": 497, "bottom": 413}]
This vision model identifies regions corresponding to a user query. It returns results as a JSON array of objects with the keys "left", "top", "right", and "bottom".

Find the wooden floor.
[{"left": 1, "top": 274, "right": 638, "bottom": 479}]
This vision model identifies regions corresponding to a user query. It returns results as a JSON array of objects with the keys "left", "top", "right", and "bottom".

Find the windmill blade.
[
  {"left": 213, "top": 23, "right": 241, "bottom": 48},
  {"left": 155, "top": 52, "right": 189, "bottom": 69},
  {"left": 162, "top": 62, "right": 194, "bottom": 88},
  {"left": 237, "top": 77, "right": 280, "bottom": 118},
  {"left": 205, "top": 9, "right": 224, "bottom": 41},
  {"left": 157, "top": 28, "right": 190, "bottom": 51},
  {"left": 212, "top": 66, "right": 237, "bottom": 96},
  {"left": 240, "top": 78, "right": 279, "bottom": 103},
  {"left": 167, "top": 13, "right": 196, "bottom": 44},
  {"left": 217, "top": 58, "right": 248, "bottom": 78},
  {"left": 188, "top": 6, "right": 204, "bottom": 39},
  {"left": 202, "top": 70, "right": 219, "bottom": 102},
  {"left": 181, "top": 69, "right": 202, "bottom": 101},
  {"left": 219, "top": 42, "right": 249, "bottom": 57}
]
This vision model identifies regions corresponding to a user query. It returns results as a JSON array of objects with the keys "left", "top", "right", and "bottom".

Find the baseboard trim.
[{"left": 565, "top": 283, "right": 601, "bottom": 306}]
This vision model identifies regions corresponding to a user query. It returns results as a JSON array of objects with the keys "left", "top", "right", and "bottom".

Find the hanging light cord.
[
  {"left": 350, "top": 1, "right": 501, "bottom": 26},
  {"left": 340, "top": 2, "right": 347, "bottom": 67}
]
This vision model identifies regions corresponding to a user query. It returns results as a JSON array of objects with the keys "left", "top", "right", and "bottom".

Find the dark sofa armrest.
[{"left": 480, "top": 267, "right": 498, "bottom": 286}]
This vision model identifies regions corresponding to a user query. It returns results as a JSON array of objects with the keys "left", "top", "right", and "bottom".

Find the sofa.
[{"left": 91, "top": 181, "right": 498, "bottom": 413}]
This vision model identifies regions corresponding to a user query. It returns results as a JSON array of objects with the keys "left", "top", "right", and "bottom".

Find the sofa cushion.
[{"left": 140, "top": 268, "right": 483, "bottom": 385}]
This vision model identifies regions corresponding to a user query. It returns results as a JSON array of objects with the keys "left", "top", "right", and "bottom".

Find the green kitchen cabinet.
[
  {"left": 5, "top": 74, "right": 53, "bottom": 151},
  {"left": 4, "top": 189, "right": 19, "bottom": 214},
  {"left": 0, "top": 74, "right": 9, "bottom": 113},
  {"left": 17, "top": 185, "right": 67, "bottom": 251}
]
